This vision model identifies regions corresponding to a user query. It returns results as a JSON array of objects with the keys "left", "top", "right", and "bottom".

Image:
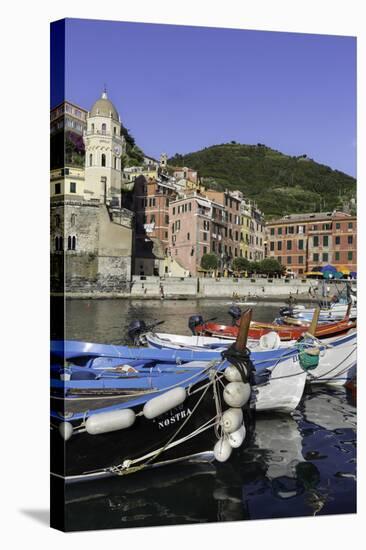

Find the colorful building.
[
  {"left": 50, "top": 166, "right": 85, "bottom": 199},
  {"left": 240, "top": 200, "right": 251, "bottom": 259},
  {"left": 132, "top": 176, "right": 177, "bottom": 275},
  {"left": 266, "top": 211, "right": 357, "bottom": 276},
  {"left": 249, "top": 204, "right": 266, "bottom": 261},
  {"left": 205, "top": 190, "right": 242, "bottom": 267},
  {"left": 168, "top": 193, "right": 223, "bottom": 276}
]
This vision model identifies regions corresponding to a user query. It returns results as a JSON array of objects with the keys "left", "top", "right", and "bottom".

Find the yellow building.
[
  {"left": 185, "top": 179, "right": 206, "bottom": 194},
  {"left": 124, "top": 166, "right": 159, "bottom": 182},
  {"left": 240, "top": 200, "right": 251, "bottom": 259},
  {"left": 50, "top": 166, "right": 85, "bottom": 198}
]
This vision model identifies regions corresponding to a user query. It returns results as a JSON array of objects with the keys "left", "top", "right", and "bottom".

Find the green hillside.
[{"left": 169, "top": 143, "right": 356, "bottom": 218}]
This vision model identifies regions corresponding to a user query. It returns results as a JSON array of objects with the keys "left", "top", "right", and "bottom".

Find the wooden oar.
[
  {"left": 307, "top": 306, "right": 320, "bottom": 336},
  {"left": 235, "top": 308, "right": 252, "bottom": 351}
]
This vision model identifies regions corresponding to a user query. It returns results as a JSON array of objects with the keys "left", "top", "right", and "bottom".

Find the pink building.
[{"left": 168, "top": 193, "right": 225, "bottom": 276}]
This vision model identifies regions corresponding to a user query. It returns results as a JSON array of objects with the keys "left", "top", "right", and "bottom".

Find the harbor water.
[{"left": 58, "top": 299, "right": 356, "bottom": 530}]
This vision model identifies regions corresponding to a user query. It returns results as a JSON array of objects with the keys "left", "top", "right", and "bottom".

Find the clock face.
[{"left": 114, "top": 145, "right": 121, "bottom": 156}]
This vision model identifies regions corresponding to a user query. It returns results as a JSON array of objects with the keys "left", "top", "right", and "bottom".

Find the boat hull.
[
  {"left": 51, "top": 370, "right": 252, "bottom": 481},
  {"left": 195, "top": 319, "right": 356, "bottom": 340}
]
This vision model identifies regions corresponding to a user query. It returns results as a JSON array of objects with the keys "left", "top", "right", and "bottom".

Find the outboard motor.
[
  {"left": 188, "top": 314, "right": 204, "bottom": 335},
  {"left": 127, "top": 319, "right": 147, "bottom": 345},
  {"left": 228, "top": 305, "right": 242, "bottom": 326},
  {"left": 279, "top": 306, "right": 293, "bottom": 317}
]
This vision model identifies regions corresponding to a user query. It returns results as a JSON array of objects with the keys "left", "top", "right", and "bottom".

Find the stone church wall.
[{"left": 50, "top": 200, "right": 133, "bottom": 294}]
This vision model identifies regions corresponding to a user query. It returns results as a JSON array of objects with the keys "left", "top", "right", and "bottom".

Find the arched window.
[
  {"left": 71, "top": 214, "right": 76, "bottom": 227},
  {"left": 68, "top": 236, "right": 72, "bottom": 250},
  {"left": 89, "top": 154, "right": 93, "bottom": 166},
  {"left": 55, "top": 214, "right": 60, "bottom": 227},
  {"left": 101, "top": 154, "right": 106, "bottom": 167},
  {"left": 113, "top": 127, "right": 116, "bottom": 135},
  {"left": 55, "top": 237, "right": 59, "bottom": 250},
  {"left": 59, "top": 236, "right": 63, "bottom": 250},
  {"left": 113, "top": 156, "right": 117, "bottom": 169},
  {"left": 72, "top": 236, "right": 76, "bottom": 250},
  {"left": 101, "top": 123, "right": 106, "bottom": 135},
  {"left": 91, "top": 123, "right": 94, "bottom": 133}
]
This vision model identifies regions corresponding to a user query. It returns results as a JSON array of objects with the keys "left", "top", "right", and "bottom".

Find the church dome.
[{"left": 90, "top": 90, "right": 119, "bottom": 121}]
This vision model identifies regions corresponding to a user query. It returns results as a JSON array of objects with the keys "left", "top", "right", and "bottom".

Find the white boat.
[
  {"left": 287, "top": 300, "right": 356, "bottom": 322},
  {"left": 289, "top": 307, "right": 356, "bottom": 322},
  {"left": 144, "top": 329, "right": 357, "bottom": 388},
  {"left": 252, "top": 352, "right": 307, "bottom": 413},
  {"left": 299, "top": 331, "right": 356, "bottom": 386},
  {"left": 143, "top": 331, "right": 295, "bottom": 353}
]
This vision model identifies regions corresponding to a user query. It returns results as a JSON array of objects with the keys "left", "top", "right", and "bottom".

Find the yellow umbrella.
[
  {"left": 304, "top": 271, "right": 323, "bottom": 276},
  {"left": 339, "top": 266, "right": 351, "bottom": 275}
]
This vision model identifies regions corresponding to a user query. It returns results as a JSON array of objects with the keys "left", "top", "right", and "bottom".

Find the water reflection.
[
  {"left": 63, "top": 298, "right": 282, "bottom": 344},
  {"left": 64, "top": 386, "right": 356, "bottom": 530}
]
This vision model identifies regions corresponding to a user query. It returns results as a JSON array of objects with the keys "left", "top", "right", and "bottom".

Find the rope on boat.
[
  {"left": 107, "top": 416, "right": 219, "bottom": 477},
  {"left": 306, "top": 345, "right": 356, "bottom": 382},
  {"left": 212, "top": 369, "right": 224, "bottom": 440},
  {"left": 108, "top": 367, "right": 222, "bottom": 476},
  {"left": 261, "top": 340, "right": 356, "bottom": 382}
]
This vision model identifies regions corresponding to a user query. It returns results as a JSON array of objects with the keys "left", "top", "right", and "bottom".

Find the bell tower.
[
  {"left": 160, "top": 153, "right": 168, "bottom": 170},
  {"left": 84, "top": 89, "right": 126, "bottom": 204}
]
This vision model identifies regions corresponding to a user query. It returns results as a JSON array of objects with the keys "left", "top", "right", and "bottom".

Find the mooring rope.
[{"left": 109, "top": 367, "right": 222, "bottom": 476}]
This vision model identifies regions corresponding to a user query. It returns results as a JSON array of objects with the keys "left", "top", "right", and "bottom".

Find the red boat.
[{"left": 193, "top": 313, "right": 356, "bottom": 341}]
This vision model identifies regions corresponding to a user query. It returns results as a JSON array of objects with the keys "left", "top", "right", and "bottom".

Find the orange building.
[{"left": 266, "top": 211, "right": 357, "bottom": 276}]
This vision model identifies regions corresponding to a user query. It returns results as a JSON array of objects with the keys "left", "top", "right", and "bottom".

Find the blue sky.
[{"left": 51, "top": 19, "right": 356, "bottom": 176}]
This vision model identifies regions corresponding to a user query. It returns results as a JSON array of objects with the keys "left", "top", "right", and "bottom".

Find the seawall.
[{"left": 56, "top": 276, "right": 355, "bottom": 301}]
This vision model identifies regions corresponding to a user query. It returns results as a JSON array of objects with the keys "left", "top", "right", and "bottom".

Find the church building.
[{"left": 50, "top": 90, "right": 134, "bottom": 295}]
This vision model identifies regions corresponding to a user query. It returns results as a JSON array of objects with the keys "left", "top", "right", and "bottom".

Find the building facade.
[
  {"left": 51, "top": 101, "right": 88, "bottom": 136},
  {"left": 249, "top": 204, "right": 266, "bottom": 261},
  {"left": 169, "top": 194, "right": 221, "bottom": 276},
  {"left": 50, "top": 166, "right": 85, "bottom": 199},
  {"left": 50, "top": 101, "right": 88, "bottom": 170},
  {"left": 132, "top": 176, "right": 177, "bottom": 275},
  {"left": 266, "top": 211, "right": 357, "bottom": 276},
  {"left": 205, "top": 189, "right": 242, "bottom": 266},
  {"left": 167, "top": 189, "right": 264, "bottom": 276}
]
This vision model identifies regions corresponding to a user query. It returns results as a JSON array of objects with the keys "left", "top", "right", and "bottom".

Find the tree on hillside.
[
  {"left": 168, "top": 143, "right": 356, "bottom": 218},
  {"left": 120, "top": 125, "right": 144, "bottom": 165},
  {"left": 201, "top": 253, "right": 218, "bottom": 271},
  {"left": 232, "top": 257, "right": 250, "bottom": 273}
]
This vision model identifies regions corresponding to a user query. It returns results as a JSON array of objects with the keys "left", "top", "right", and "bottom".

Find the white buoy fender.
[
  {"left": 228, "top": 423, "right": 246, "bottom": 448},
  {"left": 224, "top": 365, "right": 243, "bottom": 382},
  {"left": 221, "top": 408, "right": 243, "bottom": 433},
  {"left": 59, "top": 422, "right": 73, "bottom": 441},
  {"left": 223, "top": 381, "right": 251, "bottom": 408},
  {"left": 143, "top": 387, "right": 186, "bottom": 420},
  {"left": 214, "top": 438, "right": 233, "bottom": 462},
  {"left": 85, "top": 408, "right": 136, "bottom": 435},
  {"left": 259, "top": 331, "right": 281, "bottom": 350}
]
